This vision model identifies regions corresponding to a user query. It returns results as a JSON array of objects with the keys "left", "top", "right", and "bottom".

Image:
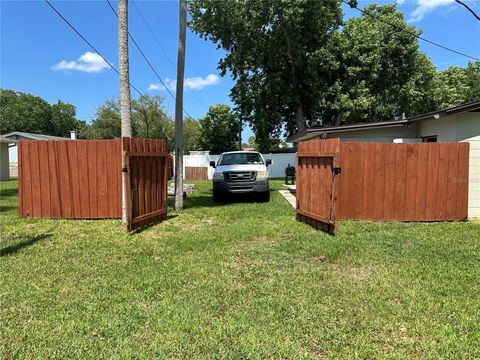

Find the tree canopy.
[
  {"left": 82, "top": 95, "right": 200, "bottom": 154},
  {"left": 189, "top": 1, "right": 480, "bottom": 150},
  {"left": 198, "top": 104, "right": 240, "bottom": 154},
  {"left": 0, "top": 89, "right": 82, "bottom": 136}
]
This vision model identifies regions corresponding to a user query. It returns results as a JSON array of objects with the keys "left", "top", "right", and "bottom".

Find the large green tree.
[
  {"left": 0, "top": 89, "right": 81, "bottom": 137},
  {"left": 190, "top": 1, "right": 479, "bottom": 150},
  {"left": 198, "top": 104, "right": 240, "bottom": 154},
  {"left": 328, "top": 4, "right": 437, "bottom": 125},
  {"left": 190, "top": 0, "right": 343, "bottom": 142},
  {"left": 432, "top": 61, "right": 480, "bottom": 109}
]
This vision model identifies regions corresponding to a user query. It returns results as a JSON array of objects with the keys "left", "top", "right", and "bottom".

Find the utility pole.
[
  {"left": 174, "top": 0, "right": 186, "bottom": 210},
  {"left": 118, "top": 0, "right": 132, "bottom": 224}
]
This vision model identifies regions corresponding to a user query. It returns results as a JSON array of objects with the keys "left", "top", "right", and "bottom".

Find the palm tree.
[
  {"left": 174, "top": 0, "right": 186, "bottom": 210},
  {"left": 118, "top": 0, "right": 132, "bottom": 224}
]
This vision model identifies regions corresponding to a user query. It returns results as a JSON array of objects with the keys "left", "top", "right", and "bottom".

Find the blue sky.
[{"left": 1, "top": 0, "right": 479, "bottom": 142}]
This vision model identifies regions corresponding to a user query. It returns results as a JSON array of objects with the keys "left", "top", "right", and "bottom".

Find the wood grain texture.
[
  {"left": 296, "top": 140, "right": 470, "bottom": 228},
  {"left": 18, "top": 137, "right": 167, "bottom": 226}
]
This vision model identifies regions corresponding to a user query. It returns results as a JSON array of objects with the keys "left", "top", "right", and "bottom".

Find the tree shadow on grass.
[
  {"left": 1, "top": 233, "right": 52, "bottom": 257},
  {"left": 0, "top": 188, "right": 18, "bottom": 198}
]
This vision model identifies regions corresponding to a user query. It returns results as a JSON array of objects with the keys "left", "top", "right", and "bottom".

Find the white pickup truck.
[{"left": 210, "top": 151, "right": 271, "bottom": 202}]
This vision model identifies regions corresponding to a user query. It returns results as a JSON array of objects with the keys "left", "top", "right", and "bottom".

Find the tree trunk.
[
  {"left": 174, "top": 0, "right": 187, "bottom": 210},
  {"left": 118, "top": 0, "right": 132, "bottom": 225},
  {"left": 281, "top": 14, "right": 306, "bottom": 133}
]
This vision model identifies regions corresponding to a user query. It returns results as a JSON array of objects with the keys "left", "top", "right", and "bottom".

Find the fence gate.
[
  {"left": 123, "top": 138, "right": 169, "bottom": 231},
  {"left": 296, "top": 139, "right": 341, "bottom": 235}
]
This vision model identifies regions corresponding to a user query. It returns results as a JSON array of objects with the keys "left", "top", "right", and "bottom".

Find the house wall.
[
  {"left": 418, "top": 112, "right": 480, "bottom": 219},
  {"left": 325, "top": 126, "right": 418, "bottom": 142},
  {"left": 0, "top": 143, "right": 10, "bottom": 181}
]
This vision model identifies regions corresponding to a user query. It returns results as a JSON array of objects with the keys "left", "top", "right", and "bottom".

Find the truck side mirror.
[
  {"left": 209, "top": 161, "right": 216, "bottom": 168},
  {"left": 265, "top": 159, "right": 272, "bottom": 166}
]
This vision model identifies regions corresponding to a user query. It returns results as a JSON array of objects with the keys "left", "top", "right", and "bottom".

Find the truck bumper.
[{"left": 213, "top": 179, "right": 269, "bottom": 194}]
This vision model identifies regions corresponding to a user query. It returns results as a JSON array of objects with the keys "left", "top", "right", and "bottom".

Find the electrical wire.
[
  {"left": 343, "top": 0, "right": 480, "bottom": 62},
  {"left": 106, "top": 0, "right": 194, "bottom": 118}
]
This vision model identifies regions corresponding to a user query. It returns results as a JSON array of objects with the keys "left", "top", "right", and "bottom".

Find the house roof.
[
  {"left": 0, "top": 135, "right": 17, "bottom": 144},
  {"left": 287, "top": 100, "right": 480, "bottom": 143},
  {"left": 1, "top": 132, "right": 70, "bottom": 141}
]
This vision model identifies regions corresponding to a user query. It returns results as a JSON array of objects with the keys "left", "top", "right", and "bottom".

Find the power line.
[
  {"left": 343, "top": 0, "right": 480, "bottom": 62},
  {"left": 44, "top": 0, "right": 145, "bottom": 99},
  {"left": 130, "top": 0, "right": 208, "bottom": 108},
  {"left": 106, "top": 0, "right": 194, "bottom": 118},
  {"left": 454, "top": 0, "right": 480, "bottom": 22},
  {"left": 131, "top": 1, "right": 177, "bottom": 71}
]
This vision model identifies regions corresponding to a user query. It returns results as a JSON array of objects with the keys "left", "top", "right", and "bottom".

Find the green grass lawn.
[{"left": 1, "top": 179, "right": 480, "bottom": 359}]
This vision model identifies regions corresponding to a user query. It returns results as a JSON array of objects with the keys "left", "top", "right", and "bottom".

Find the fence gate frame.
[
  {"left": 296, "top": 139, "right": 341, "bottom": 235},
  {"left": 122, "top": 138, "right": 169, "bottom": 232}
]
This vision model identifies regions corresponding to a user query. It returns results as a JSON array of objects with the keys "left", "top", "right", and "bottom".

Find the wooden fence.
[
  {"left": 185, "top": 166, "right": 208, "bottom": 180},
  {"left": 122, "top": 138, "right": 169, "bottom": 231},
  {"left": 296, "top": 140, "right": 470, "bottom": 233},
  {"left": 18, "top": 138, "right": 170, "bottom": 231},
  {"left": 19, "top": 140, "right": 122, "bottom": 219}
]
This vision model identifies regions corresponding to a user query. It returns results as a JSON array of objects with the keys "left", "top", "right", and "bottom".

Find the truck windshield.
[{"left": 218, "top": 153, "right": 264, "bottom": 166}]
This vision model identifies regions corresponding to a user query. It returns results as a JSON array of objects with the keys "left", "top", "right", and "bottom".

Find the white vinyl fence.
[{"left": 178, "top": 151, "right": 296, "bottom": 179}]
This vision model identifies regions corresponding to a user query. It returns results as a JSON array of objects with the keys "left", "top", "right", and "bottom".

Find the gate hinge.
[
  {"left": 122, "top": 167, "right": 128, "bottom": 173},
  {"left": 332, "top": 167, "right": 341, "bottom": 175}
]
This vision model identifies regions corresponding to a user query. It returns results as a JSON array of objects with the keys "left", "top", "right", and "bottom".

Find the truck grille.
[{"left": 224, "top": 171, "right": 256, "bottom": 182}]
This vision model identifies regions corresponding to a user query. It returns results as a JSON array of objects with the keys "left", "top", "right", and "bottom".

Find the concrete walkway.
[{"left": 279, "top": 190, "right": 296, "bottom": 209}]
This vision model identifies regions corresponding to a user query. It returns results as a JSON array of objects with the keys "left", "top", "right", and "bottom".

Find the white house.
[{"left": 288, "top": 101, "right": 480, "bottom": 219}]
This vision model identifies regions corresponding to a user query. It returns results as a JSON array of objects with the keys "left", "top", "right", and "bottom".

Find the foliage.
[
  {"left": 189, "top": 0, "right": 343, "bottom": 143},
  {"left": 0, "top": 89, "right": 81, "bottom": 137},
  {"left": 81, "top": 95, "right": 200, "bottom": 154},
  {"left": 183, "top": 117, "right": 201, "bottom": 154},
  {"left": 198, "top": 104, "right": 240, "bottom": 154},
  {"left": 2, "top": 179, "right": 480, "bottom": 358},
  {"left": 329, "top": 5, "right": 437, "bottom": 125},
  {"left": 432, "top": 61, "right": 480, "bottom": 109},
  {"left": 190, "top": 2, "right": 479, "bottom": 147},
  {"left": 81, "top": 99, "right": 122, "bottom": 140}
]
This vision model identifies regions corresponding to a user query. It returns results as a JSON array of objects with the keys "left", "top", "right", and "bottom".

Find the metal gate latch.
[{"left": 332, "top": 167, "right": 341, "bottom": 175}]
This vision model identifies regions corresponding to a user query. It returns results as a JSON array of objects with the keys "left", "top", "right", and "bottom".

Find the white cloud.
[
  {"left": 406, "top": 0, "right": 455, "bottom": 22},
  {"left": 148, "top": 74, "right": 220, "bottom": 91},
  {"left": 52, "top": 52, "right": 110, "bottom": 73}
]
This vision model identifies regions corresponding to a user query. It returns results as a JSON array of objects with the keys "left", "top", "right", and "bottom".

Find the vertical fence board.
[
  {"left": 87, "top": 140, "right": 98, "bottom": 218},
  {"left": 435, "top": 143, "right": 450, "bottom": 220},
  {"left": 414, "top": 144, "right": 429, "bottom": 220},
  {"left": 404, "top": 144, "right": 418, "bottom": 221},
  {"left": 296, "top": 140, "right": 469, "bottom": 227}
]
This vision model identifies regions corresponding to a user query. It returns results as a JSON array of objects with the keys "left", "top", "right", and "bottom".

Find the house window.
[{"left": 422, "top": 135, "right": 437, "bottom": 143}]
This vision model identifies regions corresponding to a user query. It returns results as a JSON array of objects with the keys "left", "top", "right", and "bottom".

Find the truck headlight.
[
  {"left": 213, "top": 172, "right": 224, "bottom": 180},
  {"left": 257, "top": 171, "right": 268, "bottom": 179}
]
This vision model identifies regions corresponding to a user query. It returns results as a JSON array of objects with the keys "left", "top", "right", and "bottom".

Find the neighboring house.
[
  {"left": 0, "top": 136, "right": 16, "bottom": 181},
  {"left": 1, "top": 132, "right": 72, "bottom": 180},
  {"left": 288, "top": 100, "right": 480, "bottom": 219}
]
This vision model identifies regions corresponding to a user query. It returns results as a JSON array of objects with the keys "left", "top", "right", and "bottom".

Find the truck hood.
[{"left": 215, "top": 164, "right": 267, "bottom": 173}]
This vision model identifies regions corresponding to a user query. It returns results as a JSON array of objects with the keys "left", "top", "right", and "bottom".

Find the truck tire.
[
  {"left": 213, "top": 190, "right": 222, "bottom": 203},
  {"left": 260, "top": 191, "right": 270, "bottom": 202}
]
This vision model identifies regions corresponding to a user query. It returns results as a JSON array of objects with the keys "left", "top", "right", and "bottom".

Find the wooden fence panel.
[
  {"left": 185, "top": 167, "right": 208, "bottom": 180},
  {"left": 18, "top": 139, "right": 122, "bottom": 219},
  {"left": 18, "top": 138, "right": 169, "bottom": 227},
  {"left": 297, "top": 140, "right": 470, "bottom": 228},
  {"left": 296, "top": 139, "right": 340, "bottom": 234},
  {"left": 123, "top": 137, "right": 169, "bottom": 231}
]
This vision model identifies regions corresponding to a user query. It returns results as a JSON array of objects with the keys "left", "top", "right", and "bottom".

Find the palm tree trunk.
[
  {"left": 118, "top": 0, "right": 132, "bottom": 224},
  {"left": 174, "top": 0, "right": 187, "bottom": 210}
]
